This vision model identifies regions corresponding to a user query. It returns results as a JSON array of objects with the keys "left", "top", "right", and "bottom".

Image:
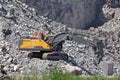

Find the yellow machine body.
[{"left": 20, "top": 39, "right": 52, "bottom": 51}]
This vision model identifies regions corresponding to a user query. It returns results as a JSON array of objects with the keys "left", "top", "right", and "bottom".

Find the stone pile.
[
  {"left": 0, "top": 0, "right": 120, "bottom": 77},
  {"left": 0, "top": 0, "right": 68, "bottom": 76}
]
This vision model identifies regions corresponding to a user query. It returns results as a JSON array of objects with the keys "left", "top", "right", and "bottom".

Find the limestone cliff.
[{"left": 20, "top": 0, "right": 98, "bottom": 29}]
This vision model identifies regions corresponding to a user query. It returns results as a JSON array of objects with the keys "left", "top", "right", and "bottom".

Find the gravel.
[{"left": 0, "top": 0, "right": 120, "bottom": 77}]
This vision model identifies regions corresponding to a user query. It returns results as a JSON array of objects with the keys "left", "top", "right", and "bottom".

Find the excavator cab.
[{"left": 44, "top": 35, "right": 55, "bottom": 44}]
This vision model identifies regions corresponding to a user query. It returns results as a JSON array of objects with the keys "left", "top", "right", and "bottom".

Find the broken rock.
[
  {"left": 61, "top": 64, "right": 82, "bottom": 75},
  {"left": 100, "top": 61, "right": 114, "bottom": 76}
]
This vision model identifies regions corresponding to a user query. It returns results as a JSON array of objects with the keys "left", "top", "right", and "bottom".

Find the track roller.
[{"left": 42, "top": 53, "right": 68, "bottom": 60}]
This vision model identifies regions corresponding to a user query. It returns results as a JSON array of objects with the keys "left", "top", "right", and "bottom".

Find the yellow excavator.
[{"left": 19, "top": 32, "right": 104, "bottom": 64}]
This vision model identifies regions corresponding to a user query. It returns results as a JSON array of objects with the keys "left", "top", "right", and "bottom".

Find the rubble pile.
[
  {"left": 0, "top": 0, "right": 120, "bottom": 77},
  {"left": 0, "top": 0, "right": 68, "bottom": 76}
]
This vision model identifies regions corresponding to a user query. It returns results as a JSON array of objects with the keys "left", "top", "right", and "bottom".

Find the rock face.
[{"left": 19, "top": 0, "right": 98, "bottom": 29}]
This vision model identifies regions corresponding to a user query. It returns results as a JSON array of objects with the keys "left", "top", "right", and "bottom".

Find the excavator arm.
[
  {"left": 50, "top": 33, "right": 104, "bottom": 64},
  {"left": 51, "top": 33, "right": 100, "bottom": 51}
]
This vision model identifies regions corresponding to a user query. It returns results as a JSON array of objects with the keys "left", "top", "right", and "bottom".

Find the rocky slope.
[
  {"left": 19, "top": 0, "right": 98, "bottom": 29},
  {"left": 0, "top": 0, "right": 68, "bottom": 76},
  {"left": 0, "top": 0, "right": 120, "bottom": 77}
]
